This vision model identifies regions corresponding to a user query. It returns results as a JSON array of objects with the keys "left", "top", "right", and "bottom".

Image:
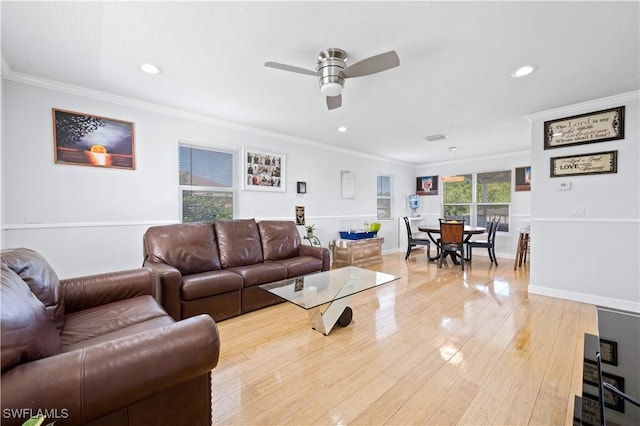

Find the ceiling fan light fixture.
[{"left": 320, "top": 82, "right": 343, "bottom": 97}]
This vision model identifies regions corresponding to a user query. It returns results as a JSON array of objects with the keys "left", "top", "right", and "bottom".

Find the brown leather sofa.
[
  {"left": 143, "top": 219, "right": 330, "bottom": 322},
  {"left": 1, "top": 248, "right": 220, "bottom": 426}
]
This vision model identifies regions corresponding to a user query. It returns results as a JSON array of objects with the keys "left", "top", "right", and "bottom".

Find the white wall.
[
  {"left": 528, "top": 92, "right": 640, "bottom": 313},
  {"left": 414, "top": 151, "right": 532, "bottom": 261},
  {"left": 1, "top": 78, "right": 416, "bottom": 278}
]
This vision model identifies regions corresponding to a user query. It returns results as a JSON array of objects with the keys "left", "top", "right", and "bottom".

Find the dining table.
[{"left": 418, "top": 224, "right": 487, "bottom": 262}]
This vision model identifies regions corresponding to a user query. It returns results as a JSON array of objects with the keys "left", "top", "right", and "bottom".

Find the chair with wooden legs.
[
  {"left": 403, "top": 216, "right": 431, "bottom": 260},
  {"left": 438, "top": 218, "right": 466, "bottom": 271},
  {"left": 468, "top": 217, "right": 500, "bottom": 266}
]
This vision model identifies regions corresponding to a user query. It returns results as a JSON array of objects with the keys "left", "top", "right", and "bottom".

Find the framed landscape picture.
[
  {"left": 52, "top": 108, "right": 135, "bottom": 169},
  {"left": 243, "top": 146, "right": 286, "bottom": 192}
]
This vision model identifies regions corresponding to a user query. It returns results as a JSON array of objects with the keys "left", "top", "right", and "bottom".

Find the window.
[
  {"left": 476, "top": 171, "right": 511, "bottom": 231},
  {"left": 442, "top": 171, "right": 511, "bottom": 231},
  {"left": 377, "top": 175, "right": 392, "bottom": 219},
  {"left": 442, "top": 174, "right": 472, "bottom": 223},
  {"left": 179, "top": 144, "right": 234, "bottom": 222}
]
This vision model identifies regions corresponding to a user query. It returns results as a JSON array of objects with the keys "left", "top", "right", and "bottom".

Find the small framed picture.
[
  {"left": 582, "top": 359, "right": 599, "bottom": 387},
  {"left": 515, "top": 166, "right": 531, "bottom": 191},
  {"left": 416, "top": 175, "right": 438, "bottom": 195},
  {"left": 581, "top": 393, "right": 601, "bottom": 426},
  {"left": 602, "top": 372, "right": 625, "bottom": 413},
  {"left": 243, "top": 146, "right": 286, "bottom": 192},
  {"left": 297, "top": 181, "right": 307, "bottom": 194},
  {"left": 295, "top": 206, "right": 305, "bottom": 225},
  {"left": 600, "top": 339, "right": 618, "bottom": 366}
]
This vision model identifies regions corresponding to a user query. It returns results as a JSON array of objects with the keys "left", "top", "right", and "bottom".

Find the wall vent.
[{"left": 425, "top": 134, "right": 447, "bottom": 142}]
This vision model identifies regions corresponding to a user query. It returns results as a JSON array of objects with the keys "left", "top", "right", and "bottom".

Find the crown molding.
[
  {"left": 417, "top": 149, "right": 532, "bottom": 168},
  {"left": 2, "top": 66, "right": 413, "bottom": 168},
  {"left": 527, "top": 90, "right": 640, "bottom": 122}
]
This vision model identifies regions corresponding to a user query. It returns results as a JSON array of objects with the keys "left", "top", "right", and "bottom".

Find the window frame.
[
  {"left": 376, "top": 174, "right": 393, "bottom": 220},
  {"left": 178, "top": 142, "right": 236, "bottom": 222},
  {"left": 442, "top": 171, "right": 511, "bottom": 232},
  {"left": 475, "top": 170, "right": 511, "bottom": 230}
]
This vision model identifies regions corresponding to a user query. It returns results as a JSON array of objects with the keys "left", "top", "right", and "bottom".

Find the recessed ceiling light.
[
  {"left": 510, "top": 64, "right": 537, "bottom": 78},
  {"left": 338, "top": 126, "right": 347, "bottom": 133},
  {"left": 448, "top": 146, "right": 458, "bottom": 151},
  {"left": 140, "top": 63, "right": 163, "bottom": 75}
]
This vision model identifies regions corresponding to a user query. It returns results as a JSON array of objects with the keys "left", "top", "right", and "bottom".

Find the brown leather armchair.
[{"left": 1, "top": 248, "right": 220, "bottom": 426}]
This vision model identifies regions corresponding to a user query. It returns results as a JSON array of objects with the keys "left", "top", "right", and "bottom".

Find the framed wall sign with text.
[
  {"left": 550, "top": 151, "right": 617, "bottom": 178},
  {"left": 544, "top": 106, "right": 625, "bottom": 149}
]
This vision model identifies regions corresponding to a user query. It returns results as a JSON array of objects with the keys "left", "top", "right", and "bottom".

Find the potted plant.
[{"left": 305, "top": 224, "right": 316, "bottom": 238}]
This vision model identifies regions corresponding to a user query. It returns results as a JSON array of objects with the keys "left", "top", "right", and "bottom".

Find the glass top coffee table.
[{"left": 260, "top": 266, "right": 399, "bottom": 335}]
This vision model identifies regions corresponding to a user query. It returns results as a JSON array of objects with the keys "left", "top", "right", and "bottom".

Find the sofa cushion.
[
  {"left": 258, "top": 220, "right": 301, "bottom": 261},
  {"left": 1, "top": 247, "right": 65, "bottom": 329},
  {"left": 181, "top": 270, "right": 244, "bottom": 301},
  {"left": 144, "top": 222, "right": 221, "bottom": 275},
  {"left": 276, "top": 256, "right": 324, "bottom": 278},
  {"left": 1, "top": 263, "right": 61, "bottom": 372},
  {"left": 60, "top": 295, "right": 168, "bottom": 348},
  {"left": 227, "top": 263, "right": 287, "bottom": 288},
  {"left": 215, "top": 219, "right": 264, "bottom": 268}
]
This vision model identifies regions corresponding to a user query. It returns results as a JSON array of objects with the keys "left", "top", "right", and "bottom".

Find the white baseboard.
[{"left": 529, "top": 285, "right": 640, "bottom": 313}]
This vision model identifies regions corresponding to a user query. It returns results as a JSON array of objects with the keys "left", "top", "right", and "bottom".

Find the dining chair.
[
  {"left": 467, "top": 217, "right": 500, "bottom": 266},
  {"left": 403, "top": 216, "right": 431, "bottom": 260},
  {"left": 438, "top": 218, "right": 465, "bottom": 271}
]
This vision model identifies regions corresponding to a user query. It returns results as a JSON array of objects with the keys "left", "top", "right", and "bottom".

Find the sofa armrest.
[
  {"left": 0, "top": 315, "right": 220, "bottom": 425},
  {"left": 299, "top": 245, "right": 331, "bottom": 271},
  {"left": 61, "top": 268, "right": 155, "bottom": 314},
  {"left": 144, "top": 261, "right": 183, "bottom": 321}
]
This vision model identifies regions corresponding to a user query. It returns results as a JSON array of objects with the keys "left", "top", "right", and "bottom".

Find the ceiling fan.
[{"left": 265, "top": 48, "right": 400, "bottom": 110}]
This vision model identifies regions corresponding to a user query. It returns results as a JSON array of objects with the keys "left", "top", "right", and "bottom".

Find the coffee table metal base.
[{"left": 308, "top": 295, "right": 353, "bottom": 335}]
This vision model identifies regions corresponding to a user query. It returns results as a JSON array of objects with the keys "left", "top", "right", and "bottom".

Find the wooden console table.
[{"left": 330, "top": 237, "right": 384, "bottom": 268}]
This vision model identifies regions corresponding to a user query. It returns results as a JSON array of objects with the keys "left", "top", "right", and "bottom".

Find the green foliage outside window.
[
  {"left": 476, "top": 171, "right": 511, "bottom": 203},
  {"left": 179, "top": 144, "right": 234, "bottom": 222},
  {"left": 182, "top": 191, "right": 232, "bottom": 223},
  {"left": 443, "top": 174, "right": 472, "bottom": 220},
  {"left": 442, "top": 171, "right": 511, "bottom": 230},
  {"left": 443, "top": 174, "right": 472, "bottom": 204}
]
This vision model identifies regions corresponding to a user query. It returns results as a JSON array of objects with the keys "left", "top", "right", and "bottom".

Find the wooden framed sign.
[
  {"left": 550, "top": 151, "right": 617, "bottom": 178},
  {"left": 544, "top": 106, "right": 624, "bottom": 149}
]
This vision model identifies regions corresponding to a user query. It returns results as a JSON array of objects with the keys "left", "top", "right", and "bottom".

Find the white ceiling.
[{"left": 2, "top": 1, "right": 639, "bottom": 165}]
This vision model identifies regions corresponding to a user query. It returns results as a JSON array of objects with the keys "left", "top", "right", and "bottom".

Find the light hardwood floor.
[{"left": 211, "top": 249, "right": 597, "bottom": 425}]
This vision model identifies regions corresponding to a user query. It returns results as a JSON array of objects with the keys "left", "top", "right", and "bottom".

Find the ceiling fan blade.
[
  {"left": 342, "top": 50, "right": 400, "bottom": 78},
  {"left": 264, "top": 61, "right": 317, "bottom": 76},
  {"left": 327, "top": 94, "right": 342, "bottom": 110}
]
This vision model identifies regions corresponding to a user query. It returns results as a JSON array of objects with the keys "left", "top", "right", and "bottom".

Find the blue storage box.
[{"left": 339, "top": 231, "right": 378, "bottom": 240}]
